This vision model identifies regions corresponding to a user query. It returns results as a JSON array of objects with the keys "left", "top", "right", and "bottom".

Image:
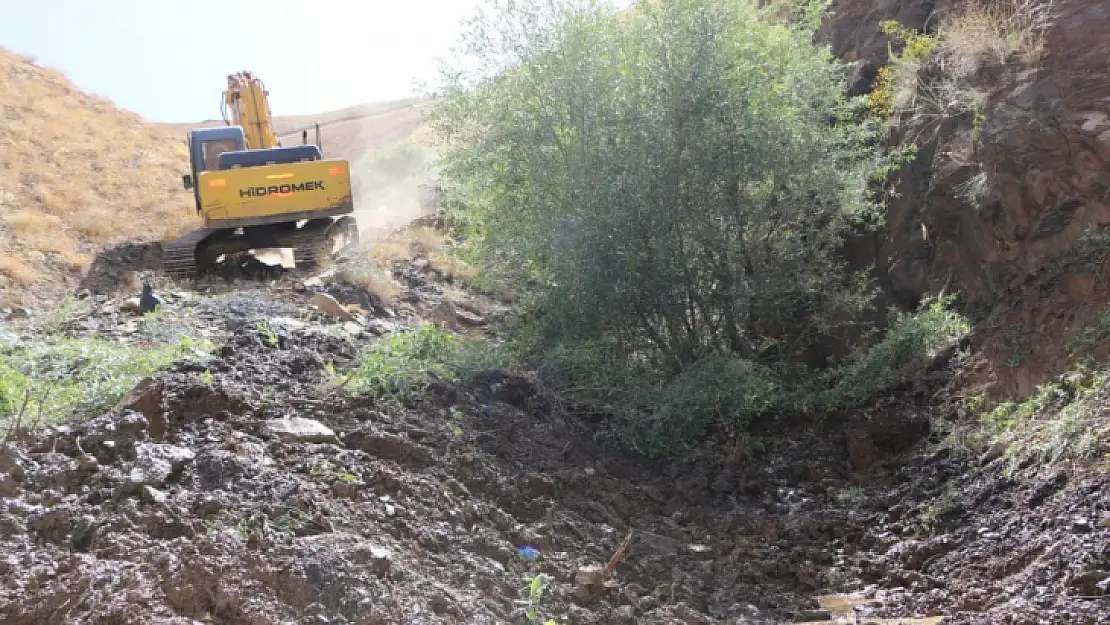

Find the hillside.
[{"left": 0, "top": 48, "right": 200, "bottom": 306}]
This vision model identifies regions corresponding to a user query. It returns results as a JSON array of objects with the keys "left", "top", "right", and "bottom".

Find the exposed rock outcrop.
[{"left": 823, "top": 0, "right": 1110, "bottom": 397}]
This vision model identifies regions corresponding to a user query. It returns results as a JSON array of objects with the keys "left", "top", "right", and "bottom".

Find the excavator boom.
[{"left": 223, "top": 71, "right": 279, "bottom": 150}]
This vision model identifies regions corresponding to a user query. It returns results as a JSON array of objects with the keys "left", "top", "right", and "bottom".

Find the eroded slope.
[{"left": 821, "top": 0, "right": 1110, "bottom": 399}]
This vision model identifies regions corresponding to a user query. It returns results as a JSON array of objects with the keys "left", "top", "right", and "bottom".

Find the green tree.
[
  {"left": 432, "top": 0, "right": 884, "bottom": 372},
  {"left": 427, "top": 0, "right": 939, "bottom": 455}
]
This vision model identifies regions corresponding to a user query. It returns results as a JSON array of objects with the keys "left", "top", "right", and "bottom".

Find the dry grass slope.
[{"left": 0, "top": 48, "right": 200, "bottom": 305}]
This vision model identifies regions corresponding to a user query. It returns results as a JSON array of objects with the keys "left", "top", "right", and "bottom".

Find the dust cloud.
[
  {"left": 348, "top": 136, "right": 441, "bottom": 251},
  {"left": 253, "top": 133, "right": 441, "bottom": 267}
]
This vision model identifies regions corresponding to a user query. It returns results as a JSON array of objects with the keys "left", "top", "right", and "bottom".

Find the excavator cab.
[{"left": 182, "top": 126, "right": 247, "bottom": 211}]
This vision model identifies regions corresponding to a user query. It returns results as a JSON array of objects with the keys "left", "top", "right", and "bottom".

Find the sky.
[{"left": 0, "top": 0, "right": 632, "bottom": 123}]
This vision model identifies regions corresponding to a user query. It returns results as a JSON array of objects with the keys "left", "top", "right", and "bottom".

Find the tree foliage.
[
  {"left": 427, "top": 0, "right": 963, "bottom": 455},
  {"left": 432, "top": 0, "right": 885, "bottom": 369}
]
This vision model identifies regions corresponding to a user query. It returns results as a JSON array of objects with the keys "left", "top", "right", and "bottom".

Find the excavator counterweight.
[{"left": 163, "top": 71, "right": 359, "bottom": 279}]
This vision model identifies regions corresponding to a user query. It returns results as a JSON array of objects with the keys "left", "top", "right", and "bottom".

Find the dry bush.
[
  {"left": 428, "top": 252, "right": 480, "bottom": 281},
  {"left": 894, "top": 0, "right": 1055, "bottom": 142},
  {"left": 369, "top": 239, "right": 413, "bottom": 264},
  {"left": 368, "top": 226, "right": 445, "bottom": 264},
  {"left": 900, "top": 72, "right": 986, "bottom": 143},
  {"left": 404, "top": 227, "right": 445, "bottom": 254},
  {"left": 939, "top": 0, "right": 1056, "bottom": 76}
]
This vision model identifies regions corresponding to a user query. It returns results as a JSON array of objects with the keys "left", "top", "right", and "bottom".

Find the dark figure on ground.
[{"left": 140, "top": 282, "right": 164, "bottom": 314}]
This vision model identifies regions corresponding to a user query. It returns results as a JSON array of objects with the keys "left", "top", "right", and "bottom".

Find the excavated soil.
[{"left": 1, "top": 257, "right": 1108, "bottom": 625}]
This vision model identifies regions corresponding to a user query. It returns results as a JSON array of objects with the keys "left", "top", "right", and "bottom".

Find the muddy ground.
[{"left": 1, "top": 249, "right": 1108, "bottom": 625}]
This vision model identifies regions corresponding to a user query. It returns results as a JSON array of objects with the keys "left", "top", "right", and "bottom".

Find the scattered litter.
[{"left": 517, "top": 546, "right": 541, "bottom": 561}]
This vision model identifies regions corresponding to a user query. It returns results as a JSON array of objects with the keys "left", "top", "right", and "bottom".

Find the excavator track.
[
  {"left": 289, "top": 216, "right": 360, "bottom": 269},
  {"left": 159, "top": 217, "right": 358, "bottom": 281},
  {"left": 160, "top": 228, "right": 216, "bottom": 281}
]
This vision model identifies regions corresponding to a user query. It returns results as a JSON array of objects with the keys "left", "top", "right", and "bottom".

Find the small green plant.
[
  {"left": 932, "top": 363, "right": 1109, "bottom": 472},
  {"left": 963, "top": 393, "right": 987, "bottom": 414},
  {"left": 270, "top": 509, "right": 309, "bottom": 537},
  {"left": 817, "top": 295, "right": 971, "bottom": 411},
  {"left": 348, "top": 325, "right": 463, "bottom": 401},
  {"left": 308, "top": 461, "right": 360, "bottom": 485},
  {"left": 201, "top": 509, "right": 234, "bottom": 534},
  {"left": 447, "top": 406, "right": 465, "bottom": 438},
  {"left": 611, "top": 355, "right": 783, "bottom": 458},
  {"left": 919, "top": 504, "right": 939, "bottom": 531},
  {"left": 256, "top": 321, "right": 279, "bottom": 347},
  {"left": 1068, "top": 311, "right": 1110, "bottom": 352},
  {"left": 346, "top": 325, "right": 507, "bottom": 402},
  {"left": 835, "top": 486, "right": 866, "bottom": 507},
  {"left": 517, "top": 573, "right": 555, "bottom": 624},
  {"left": 1002, "top": 329, "right": 1028, "bottom": 368},
  {"left": 234, "top": 509, "right": 306, "bottom": 540},
  {"left": 971, "top": 104, "right": 987, "bottom": 142},
  {"left": 917, "top": 484, "right": 964, "bottom": 534},
  {"left": 867, "top": 20, "right": 940, "bottom": 118},
  {"left": 30, "top": 296, "right": 86, "bottom": 334}
]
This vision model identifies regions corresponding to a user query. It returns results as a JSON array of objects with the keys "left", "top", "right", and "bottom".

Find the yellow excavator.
[{"left": 164, "top": 71, "right": 359, "bottom": 278}]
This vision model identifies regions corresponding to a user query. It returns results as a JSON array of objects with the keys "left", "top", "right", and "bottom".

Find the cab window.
[{"left": 201, "top": 139, "right": 239, "bottom": 171}]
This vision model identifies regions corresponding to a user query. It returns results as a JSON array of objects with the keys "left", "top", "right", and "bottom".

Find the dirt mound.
[
  {"left": 76, "top": 241, "right": 167, "bottom": 296},
  {"left": 0, "top": 291, "right": 865, "bottom": 624},
  {"left": 0, "top": 48, "right": 201, "bottom": 307},
  {"left": 850, "top": 447, "right": 1109, "bottom": 625},
  {"left": 0, "top": 320, "right": 726, "bottom": 623}
]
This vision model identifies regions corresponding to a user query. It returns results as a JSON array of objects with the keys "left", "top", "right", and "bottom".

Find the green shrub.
[
  {"left": 818, "top": 296, "right": 971, "bottom": 411},
  {"left": 867, "top": 20, "right": 940, "bottom": 118},
  {"left": 348, "top": 325, "right": 462, "bottom": 400},
  {"left": 348, "top": 325, "right": 508, "bottom": 402},
  {"left": 384, "top": 0, "right": 991, "bottom": 459},
  {"left": 415, "top": 0, "right": 974, "bottom": 456},
  {"left": 431, "top": 0, "right": 888, "bottom": 374},
  {"left": 0, "top": 333, "right": 212, "bottom": 429},
  {"left": 612, "top": 355, "right": 783, "bottom": 457}
]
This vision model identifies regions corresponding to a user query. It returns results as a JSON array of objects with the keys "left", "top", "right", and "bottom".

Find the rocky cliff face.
[{"left": 822, "top": 0, "right": 1110, "bottom": 397}]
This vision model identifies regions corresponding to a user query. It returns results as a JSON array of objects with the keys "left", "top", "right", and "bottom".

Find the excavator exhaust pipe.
[{"left": 300, "top": 123, "right": 322, "bottom": 152}]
